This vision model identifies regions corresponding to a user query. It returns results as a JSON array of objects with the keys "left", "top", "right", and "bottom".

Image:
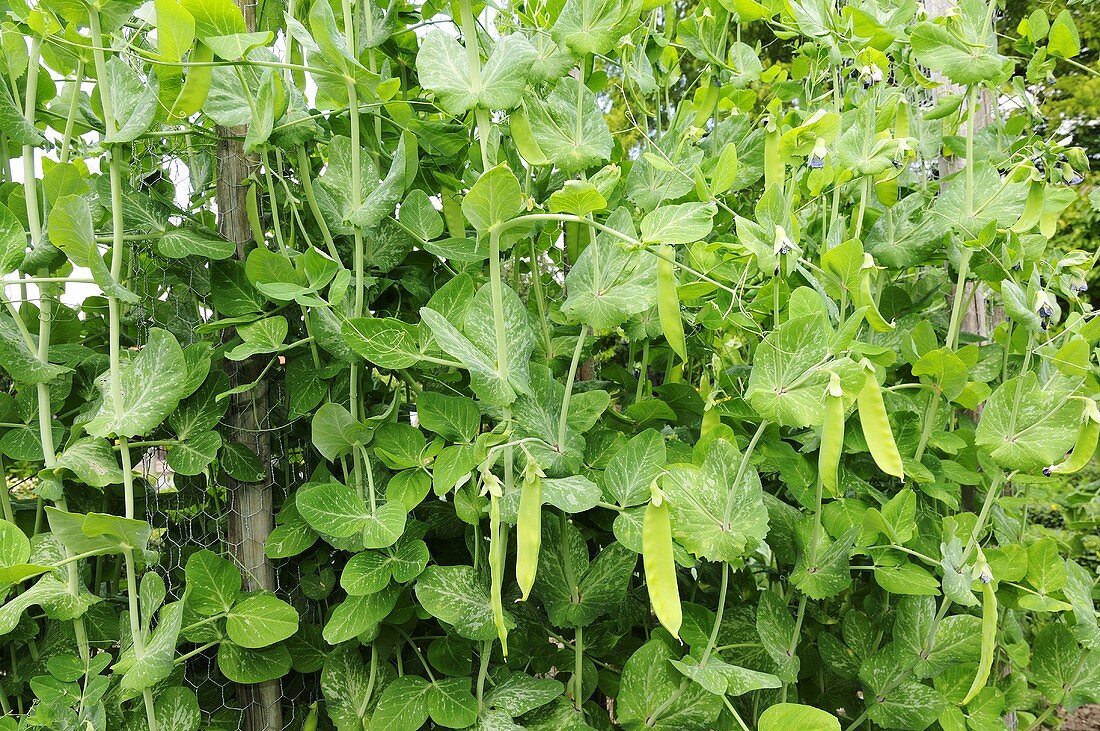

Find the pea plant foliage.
[{"left": 0, "top": 0, "right": 1097, "bottom": 726}]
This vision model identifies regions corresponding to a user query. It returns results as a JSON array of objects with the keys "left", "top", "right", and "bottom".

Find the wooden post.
[
  {"left": 926, "top": 0, "right": 1003, "bottom": 425},
  {"left": 214, "top": 0, "right": 282, "bottom": 727}
]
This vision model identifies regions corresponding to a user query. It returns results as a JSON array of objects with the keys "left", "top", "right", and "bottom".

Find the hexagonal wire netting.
[{"left": 129, "top": 150, "right": 319, "bottom": 729}]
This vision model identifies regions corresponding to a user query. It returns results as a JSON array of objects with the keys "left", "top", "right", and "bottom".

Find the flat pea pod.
[
  {"left": 643, "top": 488, "right": 681, "bottom": 638},
  {"left": 565, "top": 221, "right": 590, "bottom": 264},
  {"left": 894, "top": 98, "right": 910, "bottom": 139},
  {"left": 1045, "top": 398, "right": 1100, "bottom": 476},
  {"left": 819, "top": 372, "right": 844, "bottom": 498},
  {"left": 961, "top": 565, "right": 997, "bottom": 705},
  {"left": 1039, "top": 207, "right": 1060, "bottom": 239},
  {"left": 857, "top": 363, "right": 904, "bottom": 481},
  {"left": 245, "top": 182, "right": 265, "bottom": 248},
  {"left": 515, "top": 467, "right": 542, "bottom": 601},
  {"left": 169, "top": 41, "right": 214, "bottom": 119},
  {"left": 302, "top": 703, "right": 319, "bottom": 731},
  {"left": 509, "top": 109, "right": 549, "bottom": 166},
  {"left": 1011, "top": 180, "right": 1044, "bottom": 233},
  {"left": 874, "top": 172, "right": 899, "bottom": 208},
  {"left": 656, "top": 245, "right": 687, "bottom": 363},
  {"left": 764, "top": 119, "right": 783, "bottom": 193},
  {"left": 853, "top": 255, "right": 895, "bottom": 332}
]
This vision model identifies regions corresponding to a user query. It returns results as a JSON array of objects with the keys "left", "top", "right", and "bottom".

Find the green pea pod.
[
  {"left": 1011, "top": 180, "right": 1044, "bottom": 233},
  {"left": 874, "top": 173, "right": 899, "bottom": 208},
  {"left": 245, "top": 182, "right": 265, "bottom": 248},
  {"left": 515, "top": 470, "right": 542, "bottom": 601},
  {"left": 853, "top": 255, "right": 895, "bottom": 332},
  {"left": 1039, "top": 207, "right": 1060, "bottom": 239},
  {"left": 509, "top": 109, "right": 549, "bottom": 166},
  {"left": 1045, "top": 398, "right": 1100, "bottom": 476},
  {"left": 489, "top": 492, "right": 509, "bottom": 655},
  {"left": 565, "top": 220, "right": 589, "bottom": 265},
  {"left": 764, "top": 119, "right": 783, "bottom": 193},
  {"left": 302, "top": 703, "right": 319, "bottom": 731},
  {"left": 962, "top": 568, "right": 997, "bottom": 705},
  {"left": 643, "top": 489, "right": 681, "bottom": 639},
  {"left": 169, "top": 41, "right": 214, "bottom": 119},
  {"left": 819, "top": 372, "right": 844, "bottom": 498},
  {"left": 894, "top": 98, "right": 910, "bottom": 139},
  {"left": 657, "top": 245, "right": 687, "bottom": 363},
  {"left": 857, "top": 364, "right": 904, "bottom": 481},
  {"left": 693, "top": 82, "right": 720, "bottom": 127}
]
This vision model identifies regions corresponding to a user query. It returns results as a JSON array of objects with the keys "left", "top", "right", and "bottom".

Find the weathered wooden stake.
[{"left": 214, "top": 0, "right": 282, "bottom": 726}]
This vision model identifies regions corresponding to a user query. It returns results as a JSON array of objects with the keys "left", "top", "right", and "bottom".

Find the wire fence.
[{"left": 129, "top": 180, "right": 321, "bottom": 728}]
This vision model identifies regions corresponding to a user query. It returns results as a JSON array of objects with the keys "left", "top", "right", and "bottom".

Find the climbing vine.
[{"left": 0, "top": 0, "right": 1097, "bottom": 728}]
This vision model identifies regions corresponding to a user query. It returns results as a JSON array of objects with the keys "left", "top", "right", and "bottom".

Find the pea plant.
[{"left": 0, "top": 0, "right": 1097, "bottom": 727}]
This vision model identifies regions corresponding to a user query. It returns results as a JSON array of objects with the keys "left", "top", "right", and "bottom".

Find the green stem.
[
  {"left": 296, "top": 147, "right": 341, "bottom": 263},
  {"left": 852, "top": 176, "right": 871, "bottom": 240},
  {"left": 722, "top": 422, "right": 768, "bottom": 524},
  {"left": 475, "top": 640, "right": 491, "bottom": 710},
  {"left": 529, "top": 240, "right": 553, "bottom": 357},
  {"left": 88, "top": 11, "right": 156, "bottom": 727},
  {"left": 457, "top": 0, "right": 487, "bottom": 167},
  {"left": 781, "top": 594, "right": 808, "bottom": 702},
  {"left": 573, "top": 625, "right": 584, "bottom": 710},
  {"left": 701, "top": 562, "right": 728, "bottom": 664},
  {"left": 558, "top": 326, "right": 587, "bottom": 449}
]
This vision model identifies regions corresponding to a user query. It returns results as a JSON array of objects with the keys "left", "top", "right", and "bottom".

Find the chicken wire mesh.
[{"left": 124, "top": 137, "right": 322, "bottom": 729}]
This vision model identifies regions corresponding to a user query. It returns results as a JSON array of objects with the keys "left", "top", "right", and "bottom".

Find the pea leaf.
[
  {"left": 416, "top": 32, "right": 536, "bottom": 114},
  {"left": 617, "top": 640, "right": 723, "bottom": 730},
  {"left": 1047, "top": 9, "right": 1081, "bottom": 58},
  {"left": 420, "top": 283, "right": 534, "bottom": 407},
  {"left": 226, "top": 593, "right": 299, "bottom": 648},
  {"left": 760, "top": 704, "right": 840, "bottom": 731},
  {"left": 415, "top": 565, "right": 507, "bottom": 641},
  {"left": 321, "top": 645, "right": 379, "bottom": 727},
  {"left": 461, "top": 165, "right": 524, "bottom": 234},
  {"left": 372, "top": 676, "right": 432, "bottom": 731},
  {"left": 429, "top": 677, "right": 478, "bottom": 728},
  {"left": 296, "top": 481, "right": 406, "bottom": 549},
  {"left": 47, "top": 195, "right": 138, "bottom": 303},
  {"left": 86, "top": 328, "right": 190, "bottom": 438},
  {"left": 0, "top": 204, "right": 25, "bottom": 274},
  {"left": 185, "top": 549, "right": 241, "bottom": 616},
  {"left": 158, "top": 228, "right": 236, "bottom": 260},
  {"left": 745, "top": 314, "right": 861, "bottom": 428},
  {"left": 562, "top": 209, "right": 656, "bottom": 330},
  {"left": 909, "top": 0, "right": 1007, "bottom": 86},
  {"left": 523, "top": 78, "right": 613, "bottom": 172},
  {"left": 310, "top": 402, "right": 376, "bottom": 461},
  {"left": 662, "top": 438, "right": 769, "bottom": 563},
  {"left": 600, "top": 429, "right": 666, "bottom": 508},
  {"left": 533, "top": 518, "right": 636, "bottom": 627},
  {"left": 640, "top": 202, "right": 717, "bottom": 245},
  {"left": 551, "top": 0, "right": 642, "bottom": 55},
  {"left": 342, "top": 317, "right": 422, "bottom": 370},
  {"left": 0, "top": 76, "right": 45, "bottom": 147},
  {"left": 975, "top": 372, "right": 1082, "bottom": 471},
  {"left": 217, "top": 643, "right": 292, "bottom": 683},
  {"left": 51, "top": 437, "right": 123, "bottom": 488},
  {"left": 117, "top": 601, "right": 185, "bottom": 695},
  {"left": 323, "top": 587, "right": 399, "bottom": 643},
  {"left": 416, "top": 391, "right": 479, "bottom": 443}
]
